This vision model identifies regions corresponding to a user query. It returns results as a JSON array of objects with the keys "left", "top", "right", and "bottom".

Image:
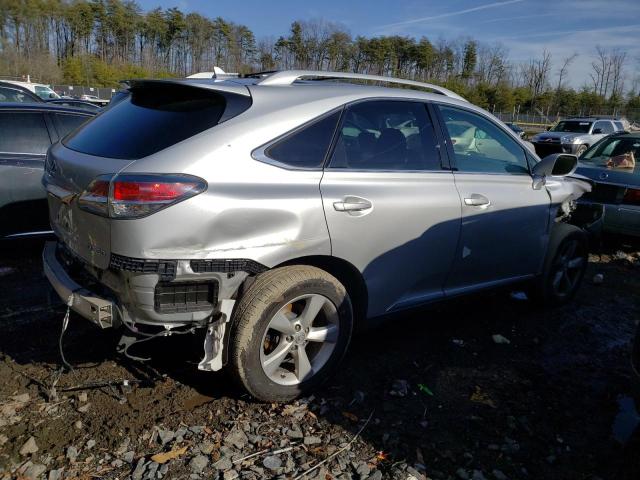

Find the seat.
[{"left": 372, "top": 128, "right": 407, "bottom": 168}]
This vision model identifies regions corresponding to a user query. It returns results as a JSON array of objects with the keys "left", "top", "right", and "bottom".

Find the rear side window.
[
  {"left": 64, "top": 83, "right": 250, "bottom": 159},
  {"left": 594, "top": 121, "right": 614, "bottom": 134},
  {"left": 54, "top": 113, "right": 90, "bottom": 138},
  {"left": 0, "top": 112, "right": 51, "bottom": 154},
  {"left": 264, "top": 111, "right": 341, "bottom": 169}
]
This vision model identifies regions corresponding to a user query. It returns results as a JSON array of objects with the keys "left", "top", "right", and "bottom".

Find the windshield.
[
  {"left": 581, "top": 136, "right": 639, "bottom": 173},
  {"left": 551, "top": 121, "right": 591, "bottom": 133},
  {"left": 34, "top": 85, "right": 60, "bottom": 99}
]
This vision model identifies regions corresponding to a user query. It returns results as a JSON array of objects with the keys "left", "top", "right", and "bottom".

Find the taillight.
[
  {"left": 78, "top": 175, "right": 111, "bottom": 216},
  {"left": 623, "top": 188, "right": 640, "bottom": 206},
  {"left": 78, "top": 174, "right": 207, "bottom": 218}
]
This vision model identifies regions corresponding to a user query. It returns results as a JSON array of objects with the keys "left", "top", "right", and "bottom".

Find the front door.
[
  {"left": 321, "top": 100, "right": 461, "bottom": 317},
  {"left": 435, "top": 104, "right": 551, "bottom": 295}
]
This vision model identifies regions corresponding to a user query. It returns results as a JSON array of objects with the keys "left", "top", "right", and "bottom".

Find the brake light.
[
  {"left": 623, "top": 188, "right": 640, "bottom": 206},
  {"left": 78, "top": 174, "right": 207, "bottom": 218}
]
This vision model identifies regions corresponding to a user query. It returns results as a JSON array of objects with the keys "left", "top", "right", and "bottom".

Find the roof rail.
[{"left": 257, "top": 70, "right": 466, "bottom": 101}]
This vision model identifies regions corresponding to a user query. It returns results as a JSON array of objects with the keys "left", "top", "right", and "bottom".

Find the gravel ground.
[{"left": 1, "top": 238, "right": 639, "bottom": 480}]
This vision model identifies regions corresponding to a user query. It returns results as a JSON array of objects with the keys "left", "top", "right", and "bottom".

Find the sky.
[{"left": 136, "top": 0, "right": 640, "bottom": 89}]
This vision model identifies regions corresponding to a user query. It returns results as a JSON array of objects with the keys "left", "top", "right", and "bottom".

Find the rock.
[
  {"left": 78, "top": 392, "right": 88, "bottom": 402},
  {"left": 13, "top": 393, "right": 30, "bottom": 403},
  {"left": 20, "top": 436, "right": 39, "bottom": 456},
  {"left": 304, "top": 435, "right": 322, "bottom": 445},
  {"left": 287, "top": 427, "right": 304, "bottom": 439},
  {"left": 159, "top": 464, "right": 169, "bottom": 476},
  {"left": 66, "top": 446, "right": 79, "bottom": 462},
  {"left": 492, "top": 470, "right": 508, "bottom": 480},
  {"left": 200, "top": 441, "right": 215, "bottom": 455},
  {"left": 86, "top": 439, "right": 96, "bottom": 449},
  {"left": 592, "top": 273, "right": 604, "bottom": 285},
  {"left": 189, "top": 426, "right": 205, "bottom": 435},
  {"left": 190, "top": 454, "right": 209, "bottom": 473},
  {"left": 74, "top": 420, "right": 82, "bottom": 429},
  {"left": 48, "top": 468, "right": 64, "bottom": 480},
  {"left": 23, "top": 463, "right": 46, "bottom": 479},
  {"left": 355, "top": 461, "right": 371, "bottom": 477},
  {"left": 389, "top": 379, "right": 410, "bottom": 397},
  {"left": 77, "top": 403, "right": 90, "bottom": 413},
  {"left": 472, "top": 471, "right": 487, "bottom": 480},
  {"left": 492, "top": 334, "right": 511, "bottom": 345},
  {"left": 123, "top": 451, "right": 135, "bottom": 463},
  {"left": 111, "top": 459, "right": 123, "bottom": 468},
  {"left": 215, "top": 456, "right": 233, "bottom": 471},
  {"left": 406, "top": 466, "right": 423, "bottom": 479},
  {"left": 263, "top": 455, "right": 283, "bottom": 470},
  {"left": 158, "top": 429, "right": 175, "bottom": 445},
  {"left": 144, "top": 461, "right": 159, "bottom": 479},
  {"left": 223, "top": 470, "right": 239, "bottom": 480},
  {"left": 368, "top": 471, "right": 383, "bottom": 480},
  {"left": 0, "top": 434, "right": 7, "bottom": 446},
  {"left": 224, "top": 428, "right": 248, "bottom": 450},
  {"left": 456, "top": 468, "right": 470, "bottom": 480},
  {"left": 132, "top": 458, "right": 147, "bottom": 480}
]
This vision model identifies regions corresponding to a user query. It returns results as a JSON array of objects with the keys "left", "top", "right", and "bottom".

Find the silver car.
[
  {"left": 531, "top": 117, "right": 623, "bottom": 158},
  {"left": 43, "top": 71, "right": 596, "bottom": 401}
]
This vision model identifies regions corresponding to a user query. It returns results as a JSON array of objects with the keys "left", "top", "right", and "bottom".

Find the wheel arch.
[{"left": 274, "top": 255, "right": 368, "bottom": 323}]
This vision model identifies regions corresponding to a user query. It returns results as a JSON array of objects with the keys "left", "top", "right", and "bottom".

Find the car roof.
[{"left": 0, "top": 102, "right": 95, "bottom": 115}]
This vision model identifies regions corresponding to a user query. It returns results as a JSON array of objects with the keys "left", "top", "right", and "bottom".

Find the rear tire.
[
  {"left": 229, "top": 265, "right": 353, "bottom": 402},
  {"left": 527, "top": 223, "right": 588, "bottom": 307}
]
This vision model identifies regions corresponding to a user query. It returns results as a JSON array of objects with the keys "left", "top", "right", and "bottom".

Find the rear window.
[
  {"left": 54, "top": 113, "right": 91, "bottom": 138},
  {"left": 64, "top": 83, "right": 250, "bottom": 159}
]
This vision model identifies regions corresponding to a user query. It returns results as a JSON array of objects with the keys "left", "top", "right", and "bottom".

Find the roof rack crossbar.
[{"left": 257, "top": 70, "right": 466, "bottom": 101}]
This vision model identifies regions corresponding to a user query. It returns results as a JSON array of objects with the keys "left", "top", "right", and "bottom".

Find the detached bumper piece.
[
  {"left": 154, "top": 281, "right": 219, "bottom": 314},
  {"left": 110, "top": 253, "right": 177, "bottom": 281},
  {"left": 43, "top": 241, "right": 116, "bottom": 329}
]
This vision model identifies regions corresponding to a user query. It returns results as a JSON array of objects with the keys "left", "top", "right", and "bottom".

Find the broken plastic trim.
[
  {"left": 190, "top": 259, "right": 267, "bottom": 275},
  {"left": 110, "top": 253, "right": 177, "bottom": 281}
]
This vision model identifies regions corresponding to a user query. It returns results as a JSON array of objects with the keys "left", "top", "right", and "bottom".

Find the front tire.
[
  {"left": 229, "top": 265, "right": 353, "bottom": 402},
  {"left": 528, "top": 223, "right": 588, "bottom": 307}
]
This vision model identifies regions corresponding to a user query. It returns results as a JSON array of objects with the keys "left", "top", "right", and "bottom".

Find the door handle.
[
  {"left": 464, "top": 194, "right": 491, "bottom": 208},
  {"left": 333, "top": 197, "right": 372, "bottom": 212}
]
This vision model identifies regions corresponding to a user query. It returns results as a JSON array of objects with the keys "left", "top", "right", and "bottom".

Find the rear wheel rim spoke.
[{"left": 260, "top": 293, "right": 339, "bottom": 386}]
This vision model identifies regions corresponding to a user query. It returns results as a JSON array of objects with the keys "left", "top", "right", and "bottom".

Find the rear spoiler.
[{"left": 120, "top": 78, "right": 251, "bottom": 97}]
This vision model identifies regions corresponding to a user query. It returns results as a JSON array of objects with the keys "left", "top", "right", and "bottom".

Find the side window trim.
[
  {"left": 44, "top": 112, "right": 58, "bottom": 142},
  {"left": 325, "top": 97, "right": 447, "bottom": 172},
  {"left": 252, "top": 106, "right": 344, "bottom": 171},
  {"left": 433, "top": 102, "right": 532, "bottom": 176}
]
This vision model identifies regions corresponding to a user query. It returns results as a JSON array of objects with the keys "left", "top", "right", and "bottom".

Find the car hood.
[
  {"left": 576, "top": 162, "right": 640, "bottom": 188},
  {"left": 534, "top": 132, "right": 584, "bottom": 142}
]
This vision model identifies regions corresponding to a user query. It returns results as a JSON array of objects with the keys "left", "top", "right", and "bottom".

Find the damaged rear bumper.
[{"left": 43, "top": 241, "right": 117, "bottom": 328}]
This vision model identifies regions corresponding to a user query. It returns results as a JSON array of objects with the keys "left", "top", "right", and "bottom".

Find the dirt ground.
[{"left": 0, "top": 238, "right": 639, "bottom": 480}]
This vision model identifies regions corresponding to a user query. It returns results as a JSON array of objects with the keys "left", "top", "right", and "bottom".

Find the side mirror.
[
  {"left": 592, "top": 128, "right": 603, "bottom": 134},
  {"left": 546, "top": 126, "right": 552, "bottom": 131},
  {"left": 532, "top": 153, "right": 578, "bottom": 177},
  {"left": 49, "top": 93, "right": 56, "bottom": 99}
]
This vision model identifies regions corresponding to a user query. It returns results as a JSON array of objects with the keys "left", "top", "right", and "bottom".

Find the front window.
[
  {"left": 551, "top": 121, "right": 592, "bottom": 134},
  {"left": 437, "top": 105, "right": 529, "bottom": 175},
  {"left": 34, "top": 85, "right": 59, "bottom": 99},
  {"left": 582, "top": 137, "right": 639, "bottom": 172}
]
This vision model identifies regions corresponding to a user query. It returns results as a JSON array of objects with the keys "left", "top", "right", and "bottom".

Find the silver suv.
[
  {"left": 43, "top": 71, "right": 594, "bottom": 401},
  {"left": 531, "top": 117, "right": 623, "bottom": 158}
]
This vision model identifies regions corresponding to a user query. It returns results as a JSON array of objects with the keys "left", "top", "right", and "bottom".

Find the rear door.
[
  {"left": 320, "top": 100, "right": 460, "bottom": 317},
  {"left": 435, "top": 104, "right": 550, "bottom": 294}
]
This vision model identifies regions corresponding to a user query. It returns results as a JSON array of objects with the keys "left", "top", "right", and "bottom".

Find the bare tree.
[{"left": 556, "top": 53, "right": 578, "bottom": 92}]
